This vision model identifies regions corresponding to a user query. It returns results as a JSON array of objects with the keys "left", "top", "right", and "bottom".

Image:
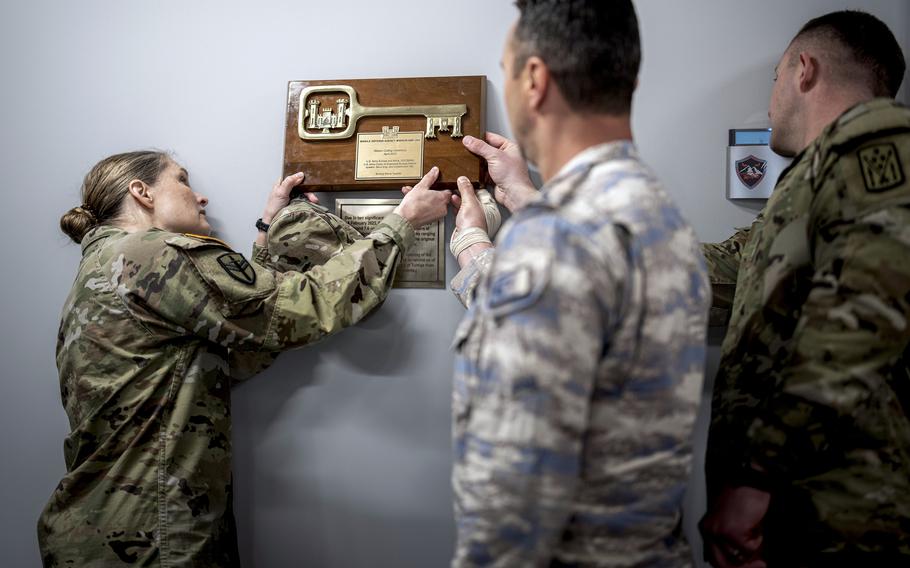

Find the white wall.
[{"left": 0, "top": 1, "right": 906, "bottom": 567}]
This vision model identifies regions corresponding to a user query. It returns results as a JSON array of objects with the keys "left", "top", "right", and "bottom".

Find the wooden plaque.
[{"left": 283, "top": 76, "right": 486, "bottom": 191}]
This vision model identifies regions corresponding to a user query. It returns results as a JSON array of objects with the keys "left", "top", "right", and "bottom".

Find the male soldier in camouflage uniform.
[
  {"left": 41, "top": 159, "right": 449, "bottom": 566},
  {"left": 443, "top": 1, "right": 710, "bottom": 565},
  {"left": 699, "top": 11, "right": 910, "bottom": 567}
]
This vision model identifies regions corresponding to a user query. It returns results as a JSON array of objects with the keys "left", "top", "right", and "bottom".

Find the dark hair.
[
  {"left": 513, "top": 0, "right": 640, "bottom": 114},
  {"left": 60, "top": 151, "right": 170, "bottom": 244},
  {"left": 794, "top": 10, "right": 906, "bottom": 97}
]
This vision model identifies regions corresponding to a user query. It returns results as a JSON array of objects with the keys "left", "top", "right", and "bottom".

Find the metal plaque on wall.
[{"left": 336, "top": 198, "right": 445, "bottom": 289}]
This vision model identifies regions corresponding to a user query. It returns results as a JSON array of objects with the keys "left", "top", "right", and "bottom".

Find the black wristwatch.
[{"left": 255, "top": 218, "right": 270, "bottom": 233}]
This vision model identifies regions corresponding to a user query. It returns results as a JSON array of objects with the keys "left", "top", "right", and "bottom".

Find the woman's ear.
[{"left": 127, "top": 179, "right": 154, "bottom": 210}]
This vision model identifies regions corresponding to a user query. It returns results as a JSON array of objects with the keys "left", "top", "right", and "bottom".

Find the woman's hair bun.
[{"left": 60, "top": 206, "right": 99, "bottom": 244}]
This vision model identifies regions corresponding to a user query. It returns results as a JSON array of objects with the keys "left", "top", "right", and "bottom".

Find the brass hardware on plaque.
[
  {"left": 298, "top": 85, "right": 467, "bottom": 141},
  {"left": 381, "top": 126, "right": 400, "bottom": 140}
]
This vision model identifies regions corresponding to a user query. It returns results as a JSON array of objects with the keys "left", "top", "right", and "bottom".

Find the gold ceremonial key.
[{"left": 298, "top": 85, "right": 467, "bottom": 141}]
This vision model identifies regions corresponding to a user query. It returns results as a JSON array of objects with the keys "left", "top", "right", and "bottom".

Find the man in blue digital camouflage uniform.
[{"left": 442, "top": 1, "right": 711, "bottom": 565}]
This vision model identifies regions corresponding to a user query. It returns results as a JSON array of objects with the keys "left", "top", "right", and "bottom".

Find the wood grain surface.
[{"left": 283, "top": 76, "right": 486, "bottom": 191}]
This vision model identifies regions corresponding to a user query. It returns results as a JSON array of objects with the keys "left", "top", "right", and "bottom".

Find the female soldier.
[{"left": 40, "top": 151, "right": 450, "bottom": 567}]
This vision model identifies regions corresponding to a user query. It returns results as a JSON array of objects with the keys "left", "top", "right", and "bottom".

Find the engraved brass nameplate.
[
  {"left": 336, "top": 198, "right": 444, "bottom": 289},
  {"left": 355, "top": 130, "right": 424, "bottom": 180}
]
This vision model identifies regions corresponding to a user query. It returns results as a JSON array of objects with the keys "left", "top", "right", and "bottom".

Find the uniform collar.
[
  {"left": 79, "top": 226, "right": 169, "bottom": 255},
  {"left": 539, "top": 139, "right": 639, "bottom": 206},
  {"left": 801, "top": 98, "right": 910, "bottom": 182},
  {"left": 833, "top": 97, "right": 907, "bottom": 128},
  {"left": 80, "top": 225, "right": 125, "bottom": 255},
  {"left": 814, "top": 97, "right": 910, "bottom": 151}
]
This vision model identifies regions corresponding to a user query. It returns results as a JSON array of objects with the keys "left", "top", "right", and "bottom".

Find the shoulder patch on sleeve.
[
  {"left": 217, "top": 252, "right": 257, "bottom": 285},
  {"left": 858, "top": 143, "right": 905, "bottom": 193},
  {"left": 489, "top": 267, "right": 533, "bottom": 308},
  {"left": 483, "top": 252, "right": 552, "bottom": 318}
]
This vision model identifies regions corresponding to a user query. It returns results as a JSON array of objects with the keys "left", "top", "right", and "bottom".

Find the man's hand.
[
  {"left": 462, "top": 132, "right": 538, "bottom": 213},
  {"left": 261, "top": 172, "right": 317, "bottom": 225},
  {"left": 451, "top": 176, "right": 487, "bottom": 233},
  {"left": 450, "top": 177, "right": 493, "bottom": 268},
  {"left": 394, "top": 167, "right": 452, "bottom": 228},
  {"left": 700, "top": 485, "right": 771, "bottom": 568}
]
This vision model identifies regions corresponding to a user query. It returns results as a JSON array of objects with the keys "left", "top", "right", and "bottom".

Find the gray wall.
[{"left": 1, "top": 1, "right": 907, "bottom": 567}]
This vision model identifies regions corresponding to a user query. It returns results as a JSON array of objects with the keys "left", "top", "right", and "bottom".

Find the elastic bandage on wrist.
[
  {"left": 450, "top": 227, "right": 492, "bottom": 258},
  {"left": 476, "top": 189, "right": 502, "bottom": 237}
]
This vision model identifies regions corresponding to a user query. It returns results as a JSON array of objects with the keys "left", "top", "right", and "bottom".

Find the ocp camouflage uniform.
[
  {"left": 704, "top": 99, "right": 910, "bottom": 563},
  {"left": 263, "top": 197, "right": 364, "bottom": 273},
  {"left": 39, "top": 210, "right": 414, "bottom": 567},
  {"left": 451, "top": 141, "right": 710, "bottom": 567}
]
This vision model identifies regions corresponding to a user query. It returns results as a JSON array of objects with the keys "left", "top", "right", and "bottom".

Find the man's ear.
[
  {"left": 797, "top": 51, "right": 819, "bottom": 93},
  {"left": 525, "top": 55, "right": 550, "bottom": 111},
  {"left": 127, "top": 180, "right": 154, "bottom": 210}
]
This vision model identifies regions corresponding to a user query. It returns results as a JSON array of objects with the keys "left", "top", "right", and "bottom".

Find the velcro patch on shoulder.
[
  {"left": 489, "top": 268, "right": 532, "bottom": 308},
  {"left": 483, "top": 252, "right": 552, "bottom": 318},
  {"left": 857, "top": 143, "right": 905, "bottom": 193},
  {"left": 217, "top": 252, "right": 256, "bottom": 285}
]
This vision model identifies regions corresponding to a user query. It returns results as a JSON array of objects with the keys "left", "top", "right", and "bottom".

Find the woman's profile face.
[{"left": 149, "top": 160, "right": 211, "bottom": 235}]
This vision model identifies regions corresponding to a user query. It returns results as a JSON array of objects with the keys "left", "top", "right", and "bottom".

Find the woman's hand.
[
  {"left": 256, "top": 172, "right": 317, "bottom": 247},
  {"left": 261, "top": 172, "right": 317, "bottom": 225}
]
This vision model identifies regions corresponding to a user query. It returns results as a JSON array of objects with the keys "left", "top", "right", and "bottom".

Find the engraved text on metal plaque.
[{"left": 336, "top": 199, "right": 444, "bottom": 289}]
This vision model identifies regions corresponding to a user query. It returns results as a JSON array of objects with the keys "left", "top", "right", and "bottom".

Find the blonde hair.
[{"left": 60, "top": 150, "right": 169, "bottom": 243}]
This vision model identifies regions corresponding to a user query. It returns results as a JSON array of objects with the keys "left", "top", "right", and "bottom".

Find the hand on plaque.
[
  {"left": 451, "top": 177, "right": 487, "bottom": 233},
  {"left": 449, "top": 177, "right": 493, "bottom": 267},
  {"left": 395, "top": 167, "right": 452, "bottom": 229},
  {"left": 261, "top": 172, "right": 318, "bottom": 225},
  {"left": 462, "top": 132, "right": 538, "bottom": 213}
]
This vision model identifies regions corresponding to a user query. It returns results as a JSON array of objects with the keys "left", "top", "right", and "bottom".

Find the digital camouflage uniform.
[
  {"left": 703, "top": 99, "right": 910, "bottom": 564},
  {"left": 450, "top": 141, "right": 711, "bottom": 567},
  {"left": 39, "top": 207, "right": 413, "bottom": 567}
]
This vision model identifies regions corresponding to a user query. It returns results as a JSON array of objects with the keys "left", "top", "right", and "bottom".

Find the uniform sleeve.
[
  {"left": 451, "top": 215, "right": 624, "bottom": 566},
  {"left": 250, "top": 242, "right": 271, "bottom": 268},
  {"left": 746, "top": 142, "right": 910, "bottom": 480},
  {"left": 701, "top": 220, "right": 756, "bottom": 327},
  {"left": 258, "top": 199, "right": 363, "bottom": 273},
  {"left": 127, "top": 213, "right": 414, "bottom": 353},
  {"left": 450, "top": 247, "right": 496, "bottom": 309},
  {"left": 226, "top": 349, "right": 280, "bottom": 383}
]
